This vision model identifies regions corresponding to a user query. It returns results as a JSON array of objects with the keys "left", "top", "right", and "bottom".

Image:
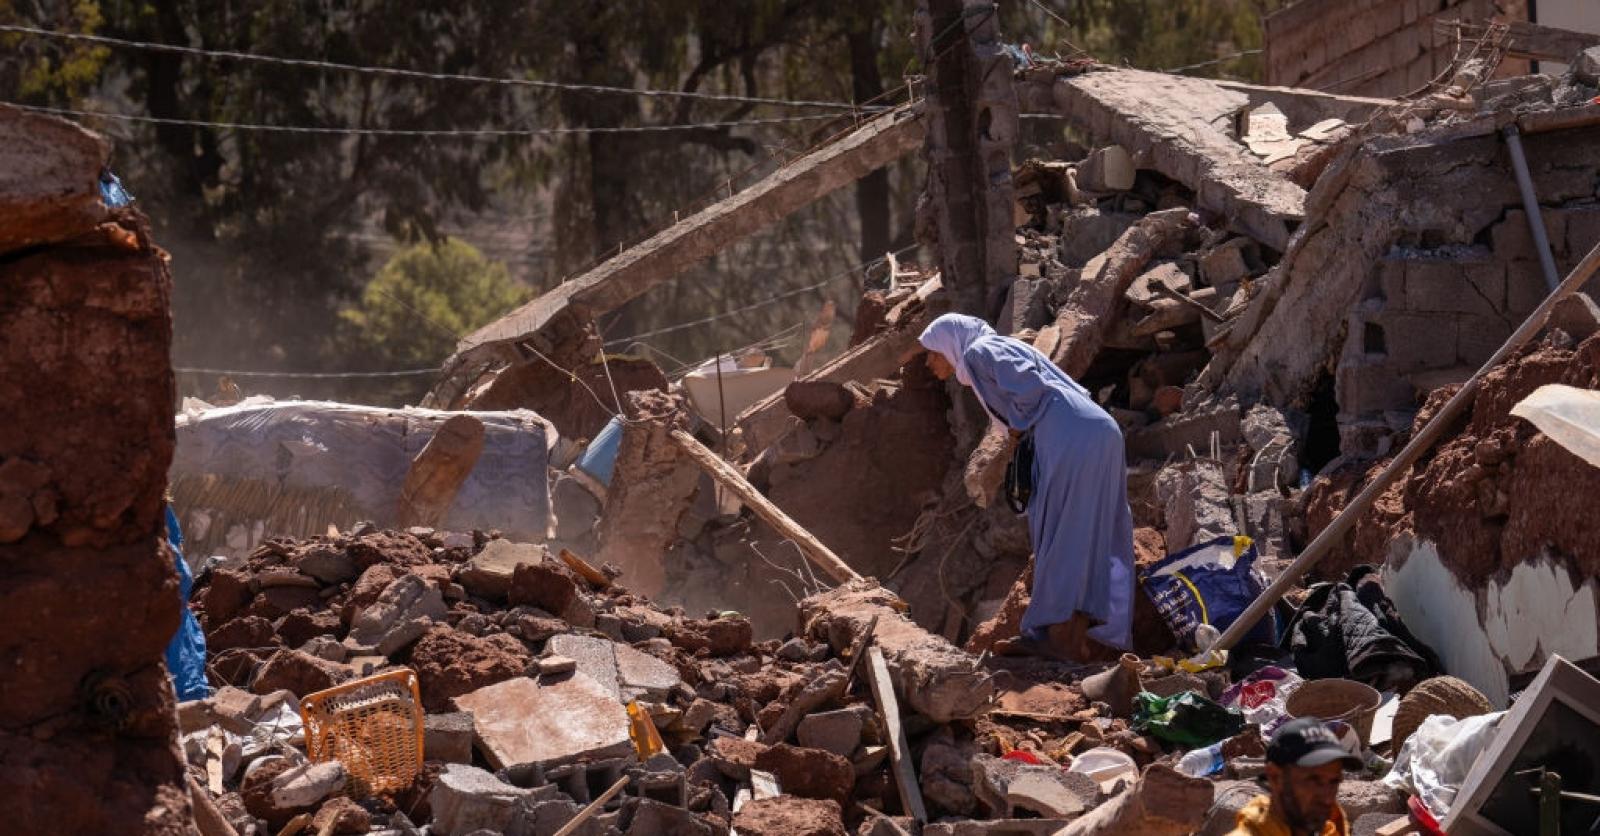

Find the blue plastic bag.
[
  {"left": 1138, "top": 535, "right": 1277, "bottom": 650},
  {"left": 164, "top": 506, "right": 210, "bottom": 701},
  {"left": 99, "top": 169, "right": 133, "bottom": 208}
]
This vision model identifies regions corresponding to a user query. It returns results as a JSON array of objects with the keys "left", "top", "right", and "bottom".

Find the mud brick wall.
[
  {"left": 1264, "top": 0, "right": 1507, "bottom": 97},
  {"left": 0, "top": 209, "right": 191, "bottom": 831}
]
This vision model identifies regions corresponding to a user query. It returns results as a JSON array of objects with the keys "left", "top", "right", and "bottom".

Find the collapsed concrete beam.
[
  {"left": 736, "top": 326, "right": 919, "bottom": 455},
  {"left": 1050, "top": 208, "right": 1195, "bottom": 377},
  {"left": 1033, "top": 67, "right": 1306, "bottom": 251},
  {"left": 0, "top": 104, "right": 111, "bottom": 254},
  {"left": 800, "top": 580, "right": 994, "bottom": 723},
  {"left": 1210, "top": 79, "right": 1394, "bottom": 128},
  {"left": 592, "top": 392, "right": 700, "bottom": 597},
  {"left": 430, "top": 107, "right": 926, "bottom": 403}
]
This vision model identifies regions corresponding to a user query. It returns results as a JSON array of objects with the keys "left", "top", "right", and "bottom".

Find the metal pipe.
[{"left": 1504, "top": 124, "right": 1563, "bottom": 292}]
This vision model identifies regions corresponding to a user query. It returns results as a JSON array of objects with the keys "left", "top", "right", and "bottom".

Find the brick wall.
[{"left": 1264, "top": 0, "right": 1511, "bottom": 97}]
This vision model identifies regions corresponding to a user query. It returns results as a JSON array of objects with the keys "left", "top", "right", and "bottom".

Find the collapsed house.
[{"left": 9, "top": 5, "right": 1600, "bottom": 835}]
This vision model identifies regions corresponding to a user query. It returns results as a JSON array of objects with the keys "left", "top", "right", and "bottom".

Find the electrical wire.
[
  {"left": 174, "top": 365, "right": 439, "bottom": 378},
  {"left": 0, "top": 23, "right": 872, "bottom": 112},
  {"left": 603, "top": 243, "right": 919, "bottom": 346},
  {"left": 5, "top": 102, "right": 840, "bottom": 137}
]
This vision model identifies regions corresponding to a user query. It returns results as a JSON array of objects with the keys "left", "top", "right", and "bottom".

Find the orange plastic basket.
[{"left": 300, "top": 668, "right": 424, "bottom": 797}]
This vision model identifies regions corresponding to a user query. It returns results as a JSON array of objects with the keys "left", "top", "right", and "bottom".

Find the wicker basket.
[
  {"left": 1391, "top": 676, "right": 1492, "bottom": 752},
  {"left": 1285, "top": 678, "right": 1382, "bottom": 744},
  {"left": 301, "top": 668, "right": 424, "bottom": 797}
]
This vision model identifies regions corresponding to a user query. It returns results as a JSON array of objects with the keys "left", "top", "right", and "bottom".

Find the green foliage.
[{"left": 341, "top": 238, "right": 527, "bottom": 368}]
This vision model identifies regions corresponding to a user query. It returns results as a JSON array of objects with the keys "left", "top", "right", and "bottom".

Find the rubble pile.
[{"left": 179, "top": 525, "right": 1417, "bottom": 836}]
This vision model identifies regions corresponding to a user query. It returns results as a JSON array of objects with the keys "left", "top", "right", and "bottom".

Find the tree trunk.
[{"left": 849, "top": 24, "right": 892, "bottom": 265}]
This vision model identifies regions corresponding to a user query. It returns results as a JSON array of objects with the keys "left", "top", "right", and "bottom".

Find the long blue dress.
[{"left": 920, "top": 314, "right": 1135, "bottom": 649}]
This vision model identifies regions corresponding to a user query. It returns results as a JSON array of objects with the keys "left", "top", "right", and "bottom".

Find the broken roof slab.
[{"left": 1025, "top": 66, "right": 1308, "bottom": 252}]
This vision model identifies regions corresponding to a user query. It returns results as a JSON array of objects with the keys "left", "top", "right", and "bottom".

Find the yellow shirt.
[{"left": 1225, "top": 795, "right": 1350, "bottom": 836}]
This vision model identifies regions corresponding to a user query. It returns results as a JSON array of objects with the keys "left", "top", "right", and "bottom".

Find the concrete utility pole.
[{"left": 915, "top": 0, "right": 1020, "bottom": 320}]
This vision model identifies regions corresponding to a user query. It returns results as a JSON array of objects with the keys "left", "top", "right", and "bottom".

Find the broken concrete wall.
[
  {"left": 0, "top": 110, "right": 190, "bottom": 832},
  {"left": 1210, "top": 115, "right": 1600, "bottom": 456},
  {"left": 594, "top": 391, "right": 700, "bottom": 598},
  {"left": 915, "top": 0, "right": 1019, "bottom": 317},
  {"left": 1263, "top": 0, "right": 1506, "bottom": 97}
]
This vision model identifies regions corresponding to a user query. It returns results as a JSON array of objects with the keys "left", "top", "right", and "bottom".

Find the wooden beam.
[
  {"left": 396, "top": 413, "right": 484, "bottom": 529},
  {"left": 866, "top": 646, "right": 928, "bottom": 823},
  {"left": 668, "top": 429, "right": 862, "bottom": 585}
]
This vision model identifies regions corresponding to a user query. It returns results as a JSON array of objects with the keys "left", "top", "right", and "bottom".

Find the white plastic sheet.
[
  {"left": 1382, "top": 711, "right": 1505, "bottom": 818},
  {"left": 1510, "top": 384, "right": 1600, "bottom": 469}
]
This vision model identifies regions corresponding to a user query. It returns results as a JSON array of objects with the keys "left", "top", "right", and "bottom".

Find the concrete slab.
[
  {"left": 458, "top": 539, "right": 548, "bottom": 601},
  {"left": 452, "top": 675, "right": 633, "bottom": 770}
]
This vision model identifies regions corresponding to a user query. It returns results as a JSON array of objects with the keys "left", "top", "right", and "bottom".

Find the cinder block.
[
  {"left": 1564, "top": 209, "right": 1600, "bottom": 263},
  {"left": 1379, "top": 310, "right": 1459, "bottom": 372},
  {"left": 1379, "top": 258, "right": 1407, "bottom": 305},
  {"left": 1373, "top": 1, "right": 1404, "bottom": 38},
  {"left": 1337, "top": 361, "right": 1417, "bottom": 416},
  {"left": 1457, "top": 314, "right": 1516, "bottom": 365},
  {"left": 1506, "top": 261, "right": 1550, "bottom": 316},
  {"left": 1404, "top": 260, "right": 1498, "bottom": 315}
]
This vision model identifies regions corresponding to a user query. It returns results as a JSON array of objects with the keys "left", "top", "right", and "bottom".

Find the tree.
[{"left": 342, "top": 238, "right": 527, "bottom": 368}]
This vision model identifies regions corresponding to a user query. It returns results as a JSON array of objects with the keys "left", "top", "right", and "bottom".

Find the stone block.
[
  {"left": 425, "top": 711, "right": 477, "bottom": 764},
  {"left": 550, "top": 475, "right": 601, "bottom": 543},
  {"left": 452, "top": 675, "right": 633, "bottom": 770},
  {"left": 345, "top": 573, "right": 447, "bottom": 656},
  {"left": 1575, "top": 45, "right": 1600, "bottom": 86},
  {"left": 1491, "top": 209, "right": 1562, "bottom": 263},
  {"left": 543, "top": 634, "right": 681, "bottom": 703},
  {"left": 1457, "top": 314, "right": 1515, "bottom": 365},
  {"left": 295, "top": 547, "right": 359, "bottom": 585},
  {"left": 1402, "top": 260, "right": 1497, "bottom": 316},
  {"left": 1000, "top": 277, "right": 1052, "bottom": 334},
  {"left": 971, "top": 754, "right": 1100, "bottom": 819},
  {"left": 1058, "top": 209, "right": 1140, "bottom": 268},
  {"left": 1078, "top": 145, "right": 1136, "bottom": 192},
  {"left": 1377, "top": 311, "right": 1458, "bottom": 373},
  {"left": 1200, "top": 240, "right": 1250, "bottom": 288},
  {"left": 731, "top": 797, "right": 846, "bottom": 836},
  {"left": 459, "top": 539, "right": 549, "bottom": 601},
  {"left": 795, "top": 706, "right": 868, "bottom": 758},
  {"left": 1548, "top": 292, "right": 1600, "bottom": 341},
  {"left": 1506, "top": 260, "right": 1549, "bottom": 317},
  {"left": 1564, "top": 208, "right": 1600, "bottom": 263},
  {"left": 1337, "top": 360, "right": 1415, "bottom": 417},
  {"left": 1154, "top": 461, "right": 1233, "bottom": 551},
  {"left": 430, "top": 764, "right": 532, "bottom": 836}
]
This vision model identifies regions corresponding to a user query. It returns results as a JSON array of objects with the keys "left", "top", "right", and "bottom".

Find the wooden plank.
[
  {"left": 866, "top": 646, "right": 928, "bottom": 823},
  {"left": 396, "top": 414, "right": 485, "bottom": 528},
  {"left": 669, "top": 429, "right": 862, "bottom": 585},
  {"left": 553, "top": 776, "right": 629, "bottom": 836}
]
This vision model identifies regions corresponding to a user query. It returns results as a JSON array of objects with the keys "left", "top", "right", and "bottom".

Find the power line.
[
  {"left": 175, "top": 365, "right": 439, "bottom": 378},
  {"left": 6, "top": 102, "right": 841, "bottom": 137},
  {"left": 1162, "top": 49, "right": 1262, "bottom": 75},
  {"left": 0, "top": 23, "right": 870, "bottom": 112},
  {"left": 604, "top": 244, "right": 920, "bottom": 346}
]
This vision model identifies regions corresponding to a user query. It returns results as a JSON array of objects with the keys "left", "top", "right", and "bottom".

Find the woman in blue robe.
[{"left": 920, "top": 313, "right": 1135, "bottom": 658}]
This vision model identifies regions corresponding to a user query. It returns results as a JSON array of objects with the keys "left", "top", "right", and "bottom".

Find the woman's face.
[{"left": 925, "top": 350, "right": 955, "bottom": 380}]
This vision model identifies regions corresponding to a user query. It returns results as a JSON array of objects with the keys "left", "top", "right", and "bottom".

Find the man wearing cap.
[{"left": 1227, "top": 718, "right": 1358, "bottom": 836}]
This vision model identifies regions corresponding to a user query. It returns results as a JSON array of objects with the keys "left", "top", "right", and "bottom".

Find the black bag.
[{"left": 1004, "top": 431, "right": 1036, "bottom": 513}]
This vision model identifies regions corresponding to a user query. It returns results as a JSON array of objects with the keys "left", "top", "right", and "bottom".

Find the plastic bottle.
[{"left": 1175, "top": 742, "right": 1227, "bottom": 778}]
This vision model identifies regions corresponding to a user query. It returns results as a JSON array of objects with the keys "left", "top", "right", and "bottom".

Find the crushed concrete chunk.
[
  {"left": 424, "top": 711, "right": 476, "bottom": 764},
  {"left": 971, "top": 754, "right": 1100, "bottom": 819},
  {"left": 458, "top": 539, "right": 549, "bottom": 601},
  {"left": 429, "top": 764, "right": 532, "bottom": 836},
  {"left": 345, "top": 573, "right": 447, "bottom": 656},
  {"left": 796, "top": 706, "right": 868, "bottom": 758}
]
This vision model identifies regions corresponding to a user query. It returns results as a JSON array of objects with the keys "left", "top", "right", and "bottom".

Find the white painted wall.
[{"left": 1384, "top": 536, "right": 1599, "bottom": 707}]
